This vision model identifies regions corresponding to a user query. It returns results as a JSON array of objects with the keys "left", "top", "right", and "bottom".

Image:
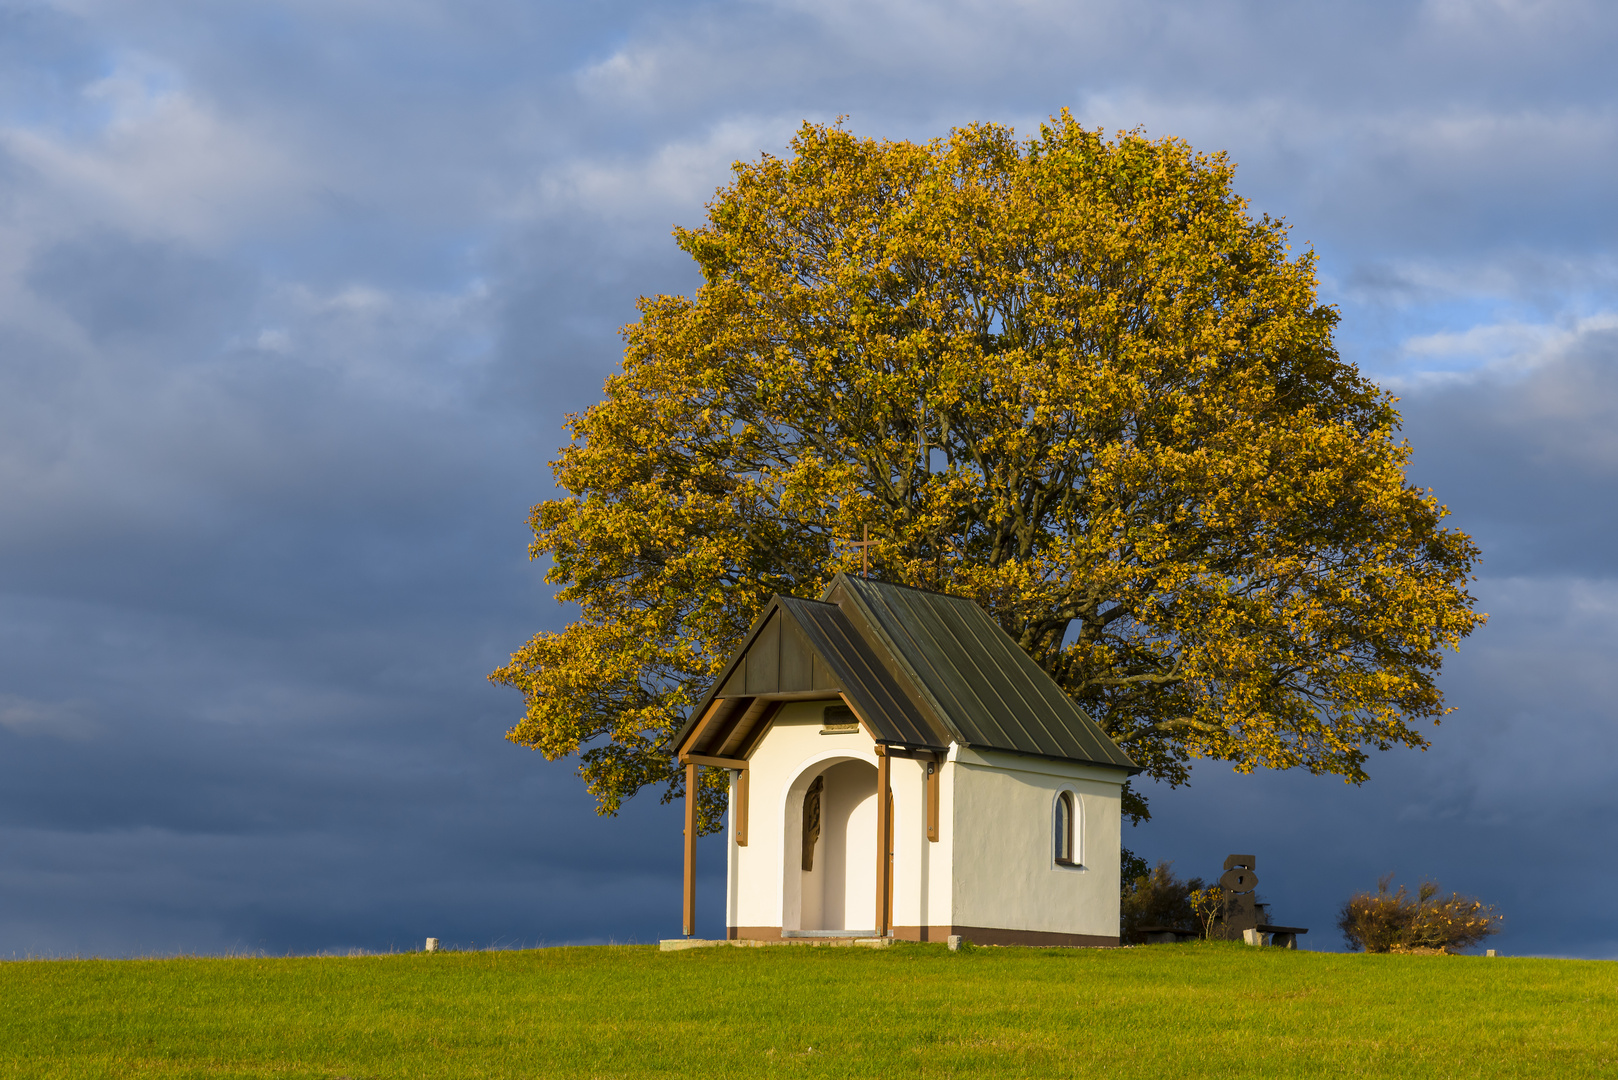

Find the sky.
[{"left": 2, "top": 0, "right": 1616, "bottom": 959}]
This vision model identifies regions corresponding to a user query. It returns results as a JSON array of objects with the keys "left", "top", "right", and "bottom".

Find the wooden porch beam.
[
  {"left": 875, "top": 745, "right": 947, "bottom": 759},
  {"left": 676, "top": 699, "right": 729, "bottom": 760},
  {"left": 735, "top": 766, "right": 749, "bottom": 847},
  {"left": 680, "top": 753, "right": 748, "bottom": 769},
  {"left": 712, "top": 696, "right": 775, "bottom": 760},
  {"left": 725, "top": 700, "right": 783, "bottom": 762}
]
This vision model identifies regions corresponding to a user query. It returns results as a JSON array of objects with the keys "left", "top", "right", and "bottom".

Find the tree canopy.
[{"left": 491, "top": 113, "right": 1483, "bottom": 831}]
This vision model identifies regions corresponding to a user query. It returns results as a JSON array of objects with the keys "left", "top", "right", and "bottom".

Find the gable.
[
  {"left": 674, "top": 598, "right": 949, "bottom": 761},
  {"left": 715, "top": 604, "right": 841, "bottom": 698}
]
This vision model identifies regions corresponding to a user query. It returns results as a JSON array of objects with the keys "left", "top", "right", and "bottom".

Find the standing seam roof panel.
[
  {"left": 886, "top": 587, "right": 1065, "bottom": 757},
  {"left": 866, "top": 588, "right": 1009, "bottom": 747},
  {"left": 834, "top": 575, "right": 1137, "bottom": 771},
  {"left": 899, "top": 592, "right": 1048, "bottom": 751},
  {"left": 917, "top": 594, "right": 1061, "bottom": 755},
  {"left": 935, "top": 596, "right": 1117, "bottom": 762}
]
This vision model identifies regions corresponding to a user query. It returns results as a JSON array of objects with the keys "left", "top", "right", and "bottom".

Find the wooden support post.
[
  {"left": 885, "top": 786, "right": 894, "bottom": 932},
  {"left": 735, "top": 767, "right": 749, "bottom": 847},
  {"left": 926, "top": 759, "right": 939, "bottom": 843},
  {"left": 683, "top": 761, "right": 698, "bottom": 937},
  {"left": 876, "top": 752, "right": 892, "bottom": 936}
]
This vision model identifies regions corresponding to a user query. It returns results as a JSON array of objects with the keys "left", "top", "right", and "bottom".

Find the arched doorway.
[{"left": 784, "top": 758, "right": 878, "bottom": 934}]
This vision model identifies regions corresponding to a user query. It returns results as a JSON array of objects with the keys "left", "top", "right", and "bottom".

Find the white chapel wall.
[
  {"left": 888, "top": 752, "right": 952, "bottom": 933},
  {"left": 949, "top": 747, "right": 1126, "bottom": 939},
  {"left": 730, "top": 700, "right": 881, "bottom": 932},
  {"left": 727, "top": 699, "right": 941, "bottom": 934}
]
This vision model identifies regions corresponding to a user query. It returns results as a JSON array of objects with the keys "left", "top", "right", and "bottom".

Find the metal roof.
[
  {"left": 672, "top": 574, "right": 1138, "bottom": 774},
  {"left": 826, "top": 575, "right": 1139, "bottom": 771}
]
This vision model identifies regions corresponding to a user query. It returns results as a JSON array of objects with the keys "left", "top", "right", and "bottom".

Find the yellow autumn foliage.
[{"left": 491, "top": 114, "right": 1483, "bottom": 833}]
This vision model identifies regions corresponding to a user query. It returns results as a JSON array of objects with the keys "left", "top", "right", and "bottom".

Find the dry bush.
[
  {"left": 1338, "top": 874, "right": 1502, "bottom": 953},
  {"left": 1189, "top": 886, "right": 1225, "bottom": 940},
  {"left": 1121, "top": 861, "right": 1207, "bottom": 943}
]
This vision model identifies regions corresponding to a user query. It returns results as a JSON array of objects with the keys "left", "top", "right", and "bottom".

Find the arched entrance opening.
[{"left": 783, "top": 758, "right": 878, "bottom": 934}]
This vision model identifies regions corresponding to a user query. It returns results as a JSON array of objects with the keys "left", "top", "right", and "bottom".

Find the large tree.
[{"left": 491, "top": 114, "right": 1483, "bottom": 831}]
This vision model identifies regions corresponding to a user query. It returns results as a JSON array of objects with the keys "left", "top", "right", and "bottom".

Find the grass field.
[{"left": 2, "top": 940, "right": 1613, "bottom": 1078}]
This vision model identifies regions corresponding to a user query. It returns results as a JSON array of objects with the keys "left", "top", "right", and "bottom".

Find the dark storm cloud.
[
  {"left": 1, "top": 0, "right": 1615, "bottom": 957},
  {"left": 486, "top": 216, "right": 703, "bottom": 412},
  {"left": 27, "top": 233, "right": 254, "bottom": 343},
  {"left": 1401, "top": 323, "right": 1618, "bottom": 575}
]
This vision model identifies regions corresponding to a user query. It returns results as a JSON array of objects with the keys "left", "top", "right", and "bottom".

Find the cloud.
[
  {"left": 0, "top": 56, "right": 310, "bottom": 244},
  {"left": 514, "top": 117, "right": 802, "bottom": 224},
  {"left": 0, "top": 0, "right": 1615, "bottom": 961},
  {"left": 24, "top": 231, "right": 254, "bottom": 344},
  {"left": 1397, "top": 317, "right": 1618, "bottom": 579},
  {"left": 1392, "top": 312, "right": 1618, "bottom": 382},
  {"left": 0, "top": 694, "right": 98, "bottom": 740}
]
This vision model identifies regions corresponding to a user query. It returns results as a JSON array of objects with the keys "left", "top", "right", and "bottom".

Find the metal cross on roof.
[{"left": 845, "top": 523, "right": 874, "bottom": 579}]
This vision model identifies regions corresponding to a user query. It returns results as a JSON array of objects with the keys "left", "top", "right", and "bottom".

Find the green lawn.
[{"left": 1, "top": 941, "right": 1612, "bottom": 1078}]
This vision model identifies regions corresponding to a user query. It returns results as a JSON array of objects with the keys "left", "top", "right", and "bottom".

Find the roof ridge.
[{"left": 828, "top": 574, "right": 974, "bottom": 602}]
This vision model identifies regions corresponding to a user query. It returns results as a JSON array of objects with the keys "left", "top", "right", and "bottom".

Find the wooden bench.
[
  {"left": 1255, "top": 924, "right": 1308, "bottom": 949},
  {"left": 1134, "top": 924, "right": 1309, "bottom": 947}
]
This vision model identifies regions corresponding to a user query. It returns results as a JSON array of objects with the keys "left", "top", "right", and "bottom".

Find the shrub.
[
  {"left": 1189, "top": 885, "right": 1225, "bottom": 940},
  {"left": 1121, "top": 846, "right": 1150, "bottom": 891},
  {"left": 1337, "top": 874, "right": 1502, "bottom": 953},
  {"left": 1121, "top": 861, "right": 1207, "bottom": 943}
]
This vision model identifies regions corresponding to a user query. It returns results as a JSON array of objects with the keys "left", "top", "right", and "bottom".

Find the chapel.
[{"left": 670, "top": 573, "right": 1140, "bottom": 947}]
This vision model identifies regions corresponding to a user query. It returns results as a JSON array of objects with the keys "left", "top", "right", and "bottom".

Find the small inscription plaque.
[{"left": 821, "top": 703, "right": 858, "bottom": 734}]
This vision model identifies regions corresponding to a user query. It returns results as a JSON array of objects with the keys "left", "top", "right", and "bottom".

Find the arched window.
[{"left": 1053, "top": 791, "right": 1078, "bottom": 867}]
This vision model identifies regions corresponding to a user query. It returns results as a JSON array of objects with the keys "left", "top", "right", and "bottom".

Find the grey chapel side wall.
[{"left": 948, "top": 747, "right": 1126, "bottom": 944}]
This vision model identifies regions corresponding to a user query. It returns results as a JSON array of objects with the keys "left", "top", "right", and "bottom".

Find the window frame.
[{"left": 1052, "top": 789, "right": 1082, "bottom": 869}]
